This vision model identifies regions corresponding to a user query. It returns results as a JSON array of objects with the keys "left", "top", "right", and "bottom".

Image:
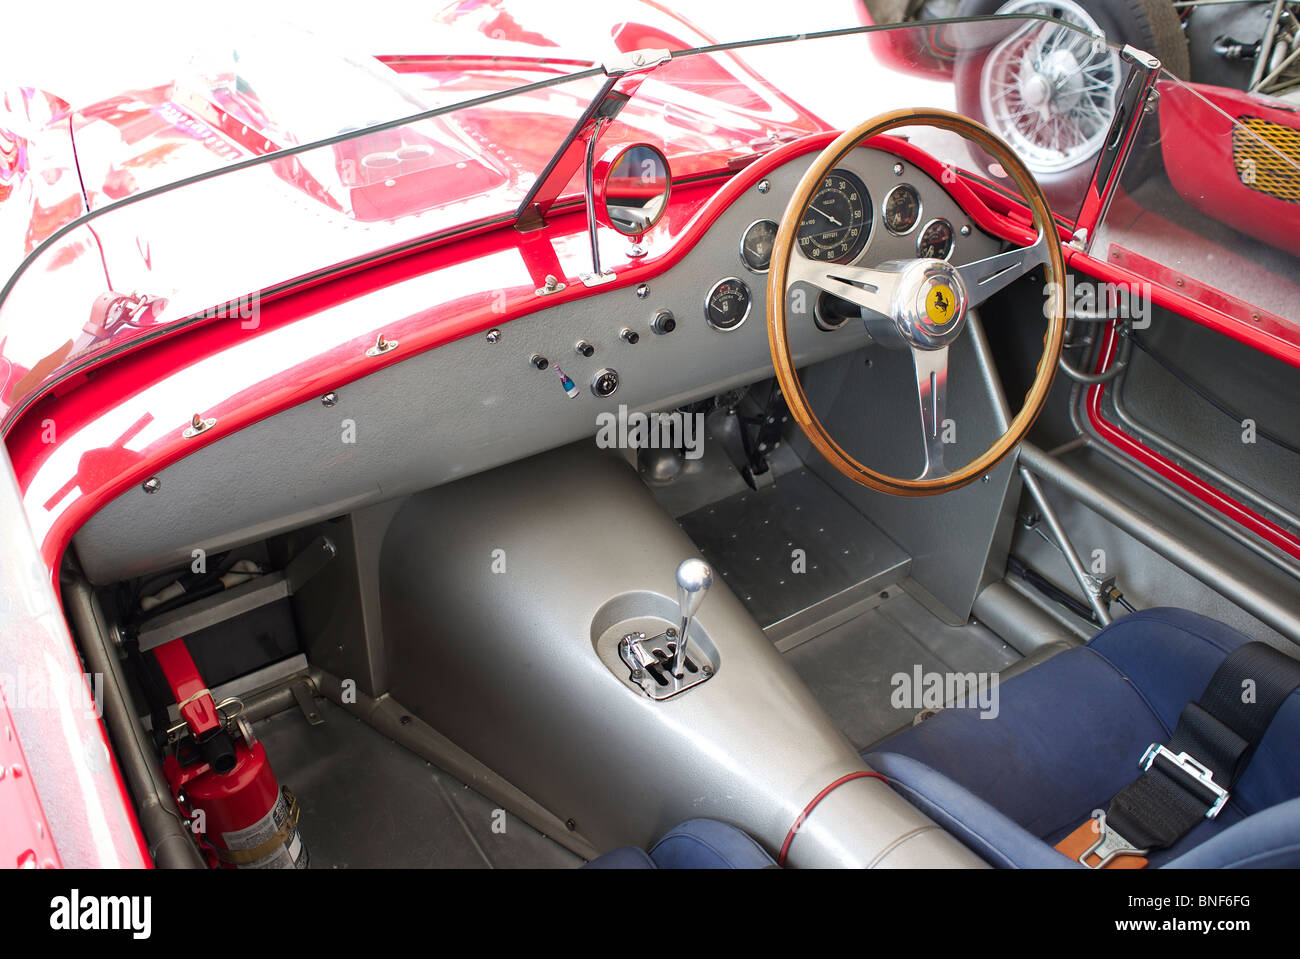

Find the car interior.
[{"left": 5, "top": 13, "right": 1298, "bottom": 871}]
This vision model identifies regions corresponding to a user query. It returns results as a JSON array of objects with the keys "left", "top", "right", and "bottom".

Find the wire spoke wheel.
[{"left": 978, "top": 0, "right": 1122, "bottom": 173}]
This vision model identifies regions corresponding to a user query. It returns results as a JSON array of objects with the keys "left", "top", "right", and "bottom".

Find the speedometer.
[{"left": 797, "top": 170, "right": 871, "bottom": 263}]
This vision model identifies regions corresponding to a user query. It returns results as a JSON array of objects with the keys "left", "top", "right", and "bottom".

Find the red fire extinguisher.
[{"left": 154, "top": 638, "right": 308, "bottom": 869}]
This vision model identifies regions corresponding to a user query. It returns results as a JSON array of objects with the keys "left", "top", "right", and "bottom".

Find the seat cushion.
[
  {"left": 585, "top": 819, "right": 777, "bottom": 869},
  {"left": 865, "top": 608, "right": 1300, "bottom": 867}
]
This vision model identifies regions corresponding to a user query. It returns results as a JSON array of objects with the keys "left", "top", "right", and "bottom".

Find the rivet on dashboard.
[
  {"left": 321, "top": 392, "right": 338, "bottom": 407},
  {"left": 142, "top": 477, "right": 162, "bottom": 494},
  {"left": 486, "top": 328, "right": 501, "bottom": 343},
  {"left": 182, "top": 414, "right": 216, "bottom": 439},
  {"left": 757, "top": 178, "right": 770, "bottom": 194},
  {"left": 366, "top": 333, "right": 398, "bottom": 357},
  {"left": 635, "top": 283, "right": 650, "bottom": 299},
  {"left": 960, "top": 225, "right": 971, "bottom": 237},
  {"left": 893, "top": 163, "right": 904, "bottom": 176}
]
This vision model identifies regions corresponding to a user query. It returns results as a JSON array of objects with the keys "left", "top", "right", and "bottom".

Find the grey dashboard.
[{"left": 74, "top": 145, "right": 1002, "bottom": 584}]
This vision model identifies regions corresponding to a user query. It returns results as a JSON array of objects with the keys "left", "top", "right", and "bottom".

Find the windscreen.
[
  {"left": 0, "top": 14, "right": 1131, "bottom": 427},
  {"left": 1096, "top": 71, "right": 1300, "bottom": 346}
]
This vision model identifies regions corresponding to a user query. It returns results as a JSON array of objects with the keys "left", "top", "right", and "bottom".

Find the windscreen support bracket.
[{"left": 1073, "top": 45, "right": 1163, "bottom": 254}]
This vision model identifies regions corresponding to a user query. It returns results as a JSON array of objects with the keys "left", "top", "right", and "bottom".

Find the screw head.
[
  {"left": 321, "top": 392, "right": 338, "bottom": 407},
  {"left": 486, "top": 328, "right": 501, "bottom": 344},
  {"left": 635, "top": 283, "right": 650, "bottom": 299},
  {"left": 893, "top": 162, "right": 904, "bottom": 176},
  {"left": 757, "top": 178, "right": 770, "bottom": 194},
  {"left": 702, "top": 665, "right": 714, "bottom": 677},
  {"left": 142, "top": 477, "right": 162, "bottom": 494},
  {"left": 960, "top": 224, "right": 971, "bottom": 237},
  {"left": 565, "top": 818, "right": 577, "bottom": 832}
]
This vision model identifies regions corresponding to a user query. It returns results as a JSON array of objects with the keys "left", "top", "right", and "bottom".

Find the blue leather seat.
[
  {"left": 585, "top": 818, "right": 778, "bottom": 869},
  {"left": 864, "top": 608, "right": 1300, "bottom": 868}
]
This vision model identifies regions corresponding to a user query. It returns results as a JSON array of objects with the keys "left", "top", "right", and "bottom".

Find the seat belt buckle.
[
  {"left": 1076, "top": 811, "right": 1150, "bottom": 869},
  {"left": 1140, "top": 743, "right": 1229, "bottom": 819}
]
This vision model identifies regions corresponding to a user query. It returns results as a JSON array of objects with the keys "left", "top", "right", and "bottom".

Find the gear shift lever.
[{"left": 671, "top": 558, "right": 712, "bottom": 681}]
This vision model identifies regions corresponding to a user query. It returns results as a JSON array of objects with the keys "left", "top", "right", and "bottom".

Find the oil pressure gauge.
[
  {"left": 883, "top": 183, "right": 921, "bottom": 235},
  {"left": 705, "top": 277, "right": 751, "bottom": 331},
  {"left": 917, "top": 218, "right": 955, "bottom": 260},
  {"left": 740, "top": 219, "right": 778, "bottom": 273}
]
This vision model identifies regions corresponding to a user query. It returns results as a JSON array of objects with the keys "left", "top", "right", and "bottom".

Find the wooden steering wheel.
[{"left": 767, "top": 109, "right": 1067, "bottom": 496}]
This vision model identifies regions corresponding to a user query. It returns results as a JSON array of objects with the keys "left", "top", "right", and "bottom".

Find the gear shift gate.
[{"left": 618, "top": 558, "right": 716, "bottom": 700}]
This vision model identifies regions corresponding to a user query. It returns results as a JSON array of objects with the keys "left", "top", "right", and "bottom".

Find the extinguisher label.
[{"left": 221, "top": 791, "right": 309, "bottom": 869}]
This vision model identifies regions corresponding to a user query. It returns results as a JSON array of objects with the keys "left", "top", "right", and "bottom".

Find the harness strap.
[{"left": 1057, "top": 640, "right": 1300, "bottom": 868}]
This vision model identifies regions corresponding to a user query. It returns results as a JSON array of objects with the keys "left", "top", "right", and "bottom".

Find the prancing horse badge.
[{"left": 926, "top": 284, "right": 957, "bottom": 325}]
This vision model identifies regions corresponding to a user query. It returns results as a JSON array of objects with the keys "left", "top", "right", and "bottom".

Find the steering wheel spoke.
[
  {"left": 788, "top": 256, "right": 900, "bottom": 318},
  {"left": 957, "top": 233, "right": 1050, "bottom": 308},
  {"left": 911, "top": 345, "right": 950, "bottom": 480}
]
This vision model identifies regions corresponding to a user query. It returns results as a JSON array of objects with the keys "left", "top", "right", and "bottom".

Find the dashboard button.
[{"left": 651, "top": 310, "right": 676, "bottom": 335}]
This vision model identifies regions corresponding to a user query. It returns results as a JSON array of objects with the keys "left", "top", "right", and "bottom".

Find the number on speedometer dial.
[{"left": 797, "top": 170, "right": 871, "bottom": 264}]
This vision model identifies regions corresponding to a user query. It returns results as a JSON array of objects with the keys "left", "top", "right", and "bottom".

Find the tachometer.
[
  {"left": 740, "top": 219, "right": 778, "bottom": 273},
  {"left": 882, "top": 183, "right": 922, "bottom": 235},
  {"left": 917, "top": 218, "right": 955, "bottom": 260},
  {"left": 797, "top": 170, "right": 871, "bottom": 263},
  {"left": 705, "top": 277, "right": 751, "bottom": 332}
]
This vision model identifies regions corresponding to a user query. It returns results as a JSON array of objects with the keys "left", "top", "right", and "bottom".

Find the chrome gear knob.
[{"left": 672, "top": 558, "right": 712, "bottom": 679}]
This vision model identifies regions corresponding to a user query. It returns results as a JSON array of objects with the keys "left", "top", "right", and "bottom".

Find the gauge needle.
[{"left": 812, "top": 206, "right": 843, "bottom": 227}]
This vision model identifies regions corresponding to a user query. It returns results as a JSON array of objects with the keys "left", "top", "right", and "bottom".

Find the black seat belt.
[{"left": 1079, "top": 641, "right": 1300, "bottom": 868}]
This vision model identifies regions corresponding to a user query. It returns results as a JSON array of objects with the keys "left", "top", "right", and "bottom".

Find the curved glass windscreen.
[{"left": 0, "top": 14, "right": 1129, "bottom": 426}]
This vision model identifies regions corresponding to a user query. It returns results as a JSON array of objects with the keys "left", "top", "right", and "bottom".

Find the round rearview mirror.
[{"left": 595, "top": 144, "right": 671, "bottom": 237}]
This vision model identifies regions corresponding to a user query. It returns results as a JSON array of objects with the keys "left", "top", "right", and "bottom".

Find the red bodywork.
[{"left": 1157, "top": 80, "right": 1300, "bottom": 258}]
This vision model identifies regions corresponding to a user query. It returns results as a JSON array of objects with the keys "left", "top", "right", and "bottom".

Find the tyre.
[{"left": 953, "top": 0, "right": 1186, "bottom": 206}]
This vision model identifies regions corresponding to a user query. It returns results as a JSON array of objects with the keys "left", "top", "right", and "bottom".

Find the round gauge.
[
  {"left": 739, "top": 219, "right": 778, "bottom": 273},
  {"left": 917, "top": 218, "right": 955, "bottom": 260},
  {"left": 882, "top": 184, "right": 922, "bottom": 235},
  {"left": 705, "top": 277, "right": 752, "bottom": 332},
  {"left": 797, "top": 169, "right": 871, "bottom": 263}
]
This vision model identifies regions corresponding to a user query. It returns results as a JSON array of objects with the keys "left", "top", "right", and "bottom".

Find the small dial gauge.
[
  {"left": 917, "top": 218, "right": 955, "bottom": 260},
  {"left": 797, "top": 169, "right": 871, "bottom": 264},
  {"left": 883, "top": 184, "right": 922, "bottom": 235},
  {"left": 705, "top": 277, "right": 752, "bottom": 332},
  {"left": 740, "top": 219, "right": 779, "bottom": 273}
]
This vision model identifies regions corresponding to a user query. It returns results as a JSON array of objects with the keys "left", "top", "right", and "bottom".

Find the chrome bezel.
[
  {"left": 812, "top": 292, "right": 851, "bottom": 332},
  {"left": 797, "top": 168, "right": 872, "bottom": 264},
  {"left": 882, "top": 183, "right": 923, "bottom": 236},
  {"left": 704, "top": 277, "right": 752, "bottom": 332},
  {"left": 739, "top": 218, "right": 779, "bottom": 274},
  {"left": 916, "top": 217, "right": 956, "bottom": 261},
  {"left": 591, "top": 368, "right": 620, "bottom": 398}
]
